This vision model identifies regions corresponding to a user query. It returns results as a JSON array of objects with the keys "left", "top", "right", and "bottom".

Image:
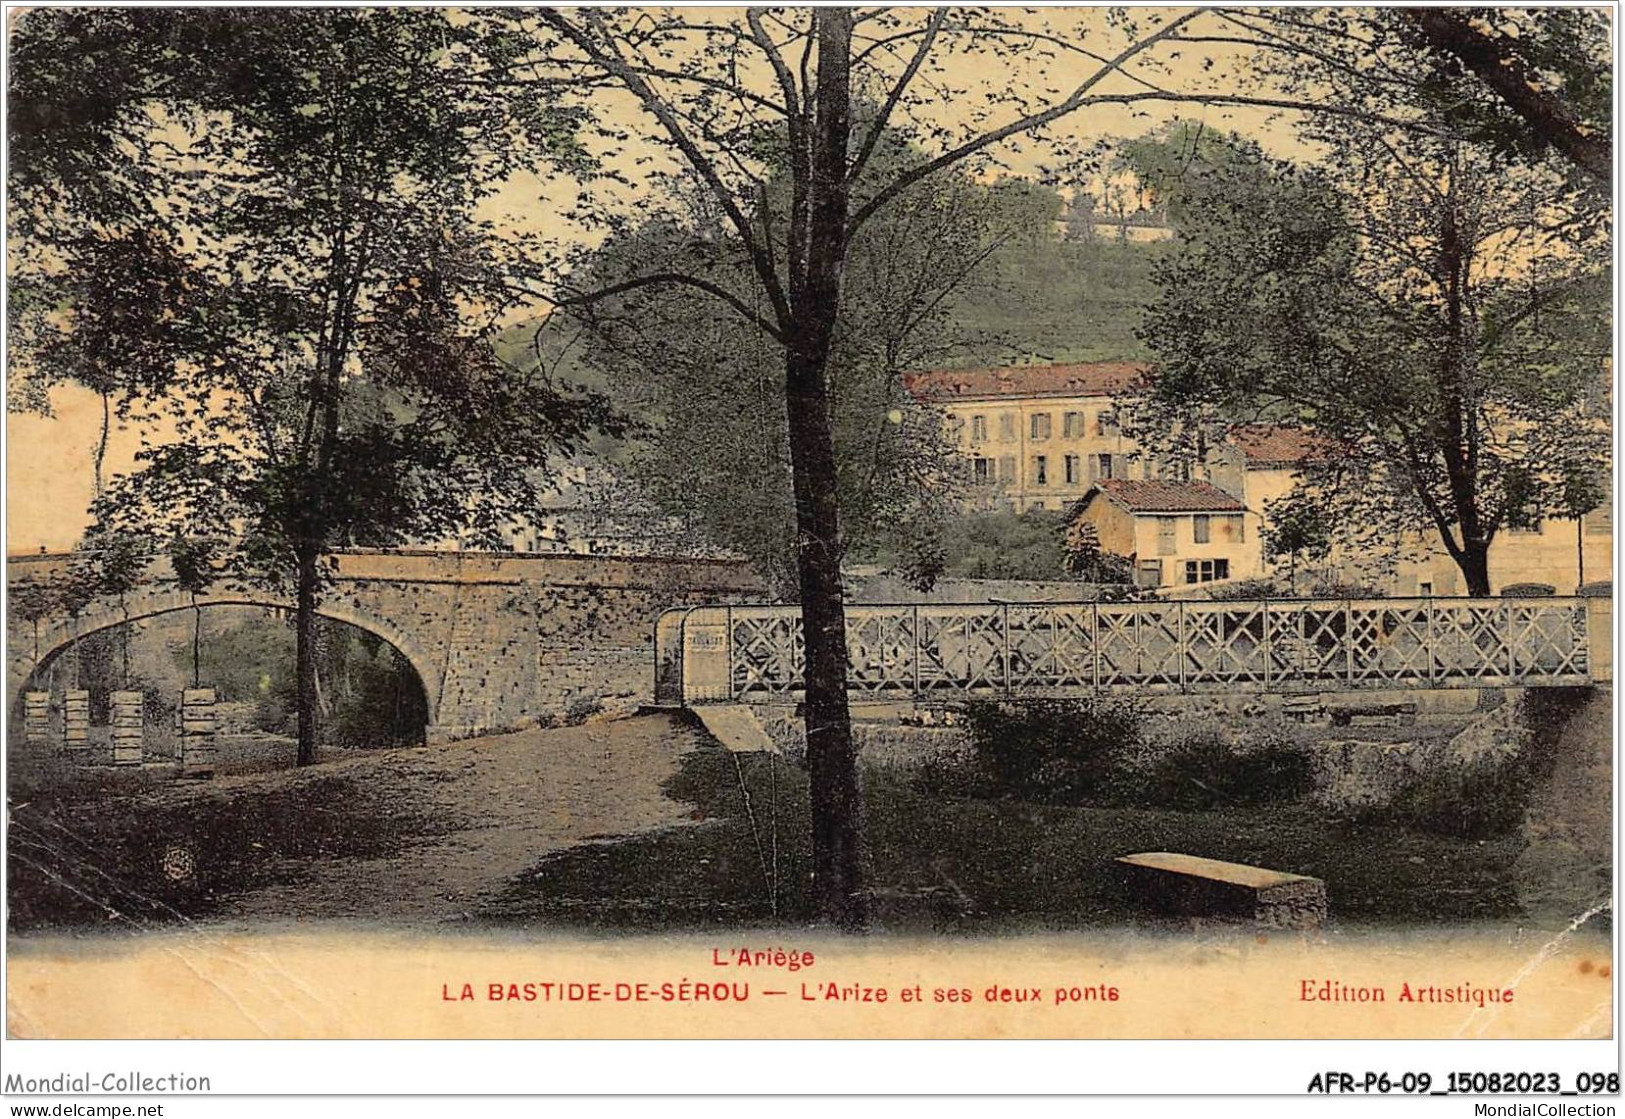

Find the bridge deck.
[{"left": 656, "top": 597, "right": 1601, "bottom": 706}]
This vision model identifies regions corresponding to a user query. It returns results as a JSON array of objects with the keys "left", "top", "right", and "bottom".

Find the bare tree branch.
[
  {"left": 555, "top": 271, "right": 786, "bottom": 343},
  {"left": 846, "top": 11, "right": 1203, "bottom": 234},
  {"left": 538, "top": 9, "right": 794, "bottom": 330},
  {"left": 1401, "top": 7, "right": 1610, "bottom": 186},
  {"left": 847, "top": 8, "right": 945, "bottom": 186}
]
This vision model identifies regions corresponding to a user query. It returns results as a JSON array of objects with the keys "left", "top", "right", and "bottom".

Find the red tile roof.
[
  {"left": 1228, "top": 424, "right": 1340, "bottom": 468},
  {"left": 902, "top": 361, "right": 1150, "bottom": 403},
  {"left": 1088, "top": 479, "right": 1246, "bottom": 514}
]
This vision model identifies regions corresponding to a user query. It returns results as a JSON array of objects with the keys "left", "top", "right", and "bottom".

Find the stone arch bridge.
[{"left": 9, "top": 549, "right": 761, "bottom": 741}]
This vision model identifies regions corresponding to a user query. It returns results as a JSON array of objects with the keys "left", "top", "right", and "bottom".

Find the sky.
[{"left": 0, "top": 6, "right": 1404, "bottom": 553}]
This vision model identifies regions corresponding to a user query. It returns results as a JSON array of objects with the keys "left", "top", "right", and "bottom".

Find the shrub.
[
  {"left": 1128, "top": 729, "right": 1314, "bottom": 810},
  {"left": 1378, "top": 754, "right": 1532, "bottom": 839},
  {"left": 910, "top": 745, "right": 996, "bottom": 801},
  {"left": 961, "top": 696, "right": 1145, "bottom": 805},
  {"left": 1209, "top": 578, "right": 1286, "bottom": 601}
]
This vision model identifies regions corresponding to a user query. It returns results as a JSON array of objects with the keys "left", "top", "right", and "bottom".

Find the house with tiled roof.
[
  {"left": 903, "top": 361, "right": 1154, "bottom": 512},
  {"left": 1205, "top": 423, "right": 1344, "bottom": 538},
  {"left": 909, "top": 361, "right": 1611, "bottom": 595},
  {"left": 1067, "top": 479, "right": 1257, "bottom": 590}
]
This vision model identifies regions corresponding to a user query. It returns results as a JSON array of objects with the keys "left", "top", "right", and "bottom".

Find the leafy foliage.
[
  {"left": 1129, "top": 112, "right": 1609, "bottom": 594},
  {"left": 559, "top": 141, "right": 1054, "bottom": 592},
  {"left": 12, "top": 9, "right": 613, "bottom": 581},
  {"left": 938, "top": 508, "right": 1070, "bottom": 582},
  {"left": 960, "top": 697, "right": 1146, "bottom": 805},
  {"left": 1123, "top": 728, "right": 1314, "bottom": 811},
  {"left": 10, "top": 10, "right": 616, "bottom": 761}
]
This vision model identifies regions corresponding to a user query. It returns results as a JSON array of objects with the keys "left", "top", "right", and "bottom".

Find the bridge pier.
[
  {"left": 110, "top": 691, "right": 143, "bottom": 766},
  {"left": 23, "top": 691, "right": 49, "bottom": 746},
  {"left": 179, "top": 688, "right": 217, "bottom": 775},
  {"left": 62, "top": 689, "right": 90, "bottom": 764}
]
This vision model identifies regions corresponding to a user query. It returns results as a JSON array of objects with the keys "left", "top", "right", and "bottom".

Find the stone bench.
[{"left": 1116, "top": 852, "right": 1327, "bottom": 929}]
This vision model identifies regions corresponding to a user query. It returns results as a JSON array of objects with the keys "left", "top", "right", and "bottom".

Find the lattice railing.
[{"left": 657, "top": 597, "right": 1592, "bottom": 704}]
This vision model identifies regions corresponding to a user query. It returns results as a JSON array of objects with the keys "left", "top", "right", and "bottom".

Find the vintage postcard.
[{"left": 3, "top": 3, "right": 1615, "bottom": 1077}]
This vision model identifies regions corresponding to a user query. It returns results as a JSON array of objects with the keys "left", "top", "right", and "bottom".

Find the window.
[
  {"left": 1034, "top": 455, "right": 1048, "bottom": 485},
  {"left": 999, "top": 413, "right": 1017, "bottom": 442},
  {"left": 1097, "top": 453, "right": 1114, "bottom": 481},
  {"left": 999, "top": 455, "right": 1016, "bottom": 482},
  {"left": 970, "top": 415, "right": 988, "bottom": 443},
  {"left": 1507, "top": 518, "right": 1543, "bottom": 535},
  {"left": 1585, "top": 505, "right": 1612, "bottom": 535},
  {"left": 1231, "top": 514, "right": 1245, "bottom": 543},
  {"left": 1064, "top": 454, "right": 1080, "bottom": 485},
  {"left": 1184, "top": 558, "right": 1231, "bottom": 584},
  {"left": 973, "top": 457, "right": 992, "bottom": 484},
  {"left": 1417, "top": 581, "right": 1434, "bottom": 597},
  {"left": 1030, "top": 413, "right": 1052, "bottom": 440},
  {"left": 1098, "top": 410, "right": 1118, "bottom": 435},
  {"left": 1192, "top": 514, "right": 1211, "bottom": 544},
  {"left": 1137, "top": 560, "right": 1163, "bottom": 588},
  {"left": 1063, "top": 411, "right": 1083, "bottom": 438},
  {"left": 1157, "top": 520, "right": 1176, "bottom": 556}
]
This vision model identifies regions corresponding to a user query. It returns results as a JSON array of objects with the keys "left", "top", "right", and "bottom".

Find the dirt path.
[{"left": 202, "top": 713, "right": 714, "bottom": 923}]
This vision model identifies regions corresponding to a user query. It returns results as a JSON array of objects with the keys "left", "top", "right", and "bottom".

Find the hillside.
[
  {"left": 943, "top": 237, "right": 1169, "bottom": 366},
  {"left": 493, "top": 235, "right": 1170, "bottom": 379}
]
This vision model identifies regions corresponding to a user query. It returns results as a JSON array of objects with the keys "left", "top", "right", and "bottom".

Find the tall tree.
[
  {"left": 509, "top": 7, "right": 1384, "bottom": 928},
  {"left": 9, "top": 9, "right": 614, "bottom": 764},
  {"left": 564, "top": 150, "right": 1046, "bottom": 594},
  {"left": 1131, "top": 118, "right": 1609, "bottom": 595}
]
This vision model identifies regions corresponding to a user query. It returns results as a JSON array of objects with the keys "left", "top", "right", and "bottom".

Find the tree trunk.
[
  {"left": 786, "top": 356, "right": 865, "bottom": 930},
  {"left": 1455, "top": 544, "right": 1492, "bottom": 597},
  {"left": 1577, "top": 516, "right": 1585, "bottom": 590},
  {"left": 782, "top": 9, "right": 866, "bottom": 931},
  {"left": 295, "top": 546, "right": 321, "bottom": 766},
  {"left": 93, "top": 390, "right": 110, "bottom": 500}
]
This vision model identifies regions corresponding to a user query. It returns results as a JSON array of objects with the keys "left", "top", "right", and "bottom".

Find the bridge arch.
[{"left": 12, "top": 588, "right": 442, "bottom": 726}]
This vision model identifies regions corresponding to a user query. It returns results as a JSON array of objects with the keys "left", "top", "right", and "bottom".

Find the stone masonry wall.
[{"left": 9, "top": 549, "right": 764, "bottom": 744}]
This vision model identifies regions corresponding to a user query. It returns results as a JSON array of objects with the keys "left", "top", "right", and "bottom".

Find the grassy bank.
[{"left": 475, "top": 747, "right": 1525, "bottom": 932}]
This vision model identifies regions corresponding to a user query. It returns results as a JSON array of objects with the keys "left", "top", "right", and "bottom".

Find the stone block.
[
  {"left": 24, "top": 692, "right": 50, "bottom": 744},
  {"left": 109, "top": 691, "right": 144, "bottom": 766},
  {"left": 1117, "top": 851, "right": 1327, "bottom": 929},
  {"left": 62, "top": 690, "right": 91, "bottom": 756},
  {"left": 179, "top": 688, "right": 217, "bottom": 775}
]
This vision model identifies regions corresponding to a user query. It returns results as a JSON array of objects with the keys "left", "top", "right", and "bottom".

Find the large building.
[
  {"left": 902, "top": 362, "right": 1152, "bottom": 512},
  {"left": 909, "top": 361, "right": 1609, "bottom": 595}
]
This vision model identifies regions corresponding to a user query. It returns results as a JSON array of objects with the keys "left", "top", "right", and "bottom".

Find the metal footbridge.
[{"left": 655, "top": 596, "right": 1608, "bottom": 706}]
